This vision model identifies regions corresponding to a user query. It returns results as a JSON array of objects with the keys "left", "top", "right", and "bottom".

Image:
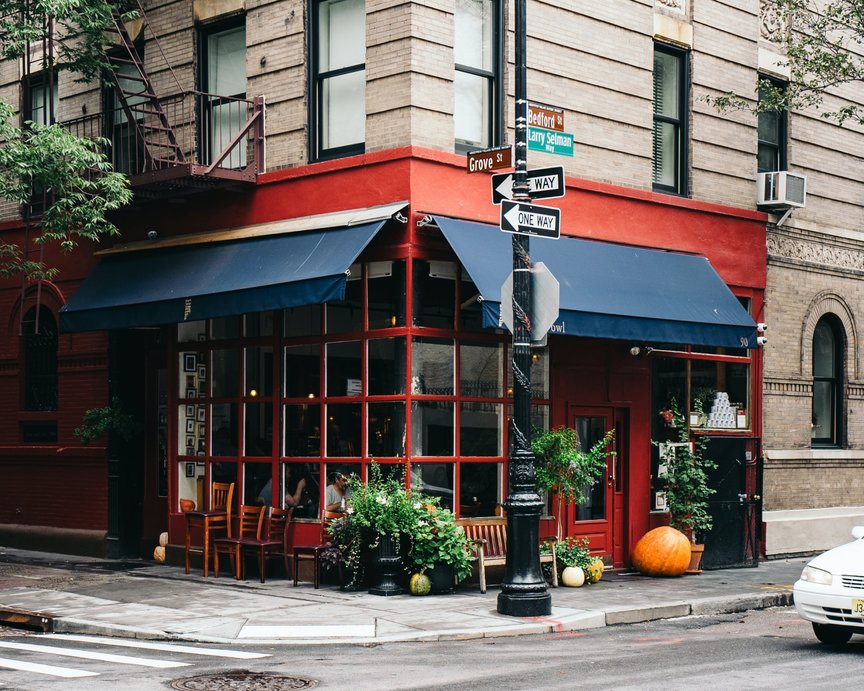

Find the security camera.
[
  {"left": 757, "top": 336, "right": 768, "bottom": 346},
  {"left": 147, "top": 230, "right": 158, "bottom": 240},
  {"left": 629, "top": 346, "right": 641, "bottom": 356},
  {"left": 757, "top": 323, "right": 768, "bottom": 333}
]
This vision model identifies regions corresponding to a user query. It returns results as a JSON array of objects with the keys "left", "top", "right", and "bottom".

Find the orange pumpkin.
[{"left": 631, "top": 526, "right": 691, "bottom": 577}]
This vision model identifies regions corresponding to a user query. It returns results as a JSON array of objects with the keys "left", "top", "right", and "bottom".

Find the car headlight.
[{"left": 800, "top": 565, "right": 833, "bottom": 585}]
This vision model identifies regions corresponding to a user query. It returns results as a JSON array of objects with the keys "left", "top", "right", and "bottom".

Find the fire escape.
[{"left": 64, "top": 1, "right": 265, "bottom": 198}]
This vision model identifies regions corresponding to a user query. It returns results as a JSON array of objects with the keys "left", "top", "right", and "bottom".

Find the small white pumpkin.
[
  {"left": 561, "top": 565, "right": 585, "bottom": 587},
  {"left": 158, "top": 531, "right": 169, "bottom": 547}
]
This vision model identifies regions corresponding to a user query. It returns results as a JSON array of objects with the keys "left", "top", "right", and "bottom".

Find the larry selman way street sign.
[{"left": 500, "top": 200, "right": 561, "bottom": 239}]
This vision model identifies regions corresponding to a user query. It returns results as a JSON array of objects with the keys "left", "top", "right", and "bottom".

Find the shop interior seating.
[
  {"left": 213, "top": 503, "right": 266, "bottom": 579},
  {"left": 184, "top": 481, "right": 235, "bottom": 577},
  {"left": 292, "top": 510, "right": 342, "bottom": 588}
]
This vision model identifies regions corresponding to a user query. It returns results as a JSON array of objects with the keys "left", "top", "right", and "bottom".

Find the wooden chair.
[
  {"left": 292, "top": 510, "right": 342, "bottom": 588},
  {"left": 238, "top": 507, "right": 294, "bottom": 583},
  {"left": 457, "top": 517, "right": 558, "bottom": 593},
  {"left": 213, "top": 504, "right": 265, "bottom": 579},
  {"left": 184, "top": 481, "right": 235, "bottom": 577}
]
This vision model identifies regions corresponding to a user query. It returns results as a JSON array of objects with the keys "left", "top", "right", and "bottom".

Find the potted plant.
[
  {"left": 408, "top": 500, "right": 473, "bottom": 594},
  {"left": 656, "top": 397, "right": 717, "bottom": 572},
  {"left": 533, "top": 425, "right": 615, "bottom": 541}
]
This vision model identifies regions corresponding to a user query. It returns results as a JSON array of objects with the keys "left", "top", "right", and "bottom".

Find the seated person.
[{"left": 324, "top": 472, "right": 349, "bottom": 513}]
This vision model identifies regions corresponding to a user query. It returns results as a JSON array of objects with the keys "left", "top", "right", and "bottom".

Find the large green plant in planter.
[
  {"left": 657, "top": 398, "right": 717, "bottom": 541},
  {"left": 533, "top": 426, "right": 615, "bottom": 540},
  {"left": 409, "top": 501, "right": 473, "bottom": 584}
]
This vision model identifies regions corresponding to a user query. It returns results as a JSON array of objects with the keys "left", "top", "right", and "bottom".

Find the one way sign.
[
  {"left": 491, "top": 166, "right": 565, "bottom": 204},
  {"left": 500, "top": 200, "right": 561, "bottom": 239}
]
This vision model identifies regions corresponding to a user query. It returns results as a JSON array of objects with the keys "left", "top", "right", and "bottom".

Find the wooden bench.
[{"left": 457, "top": 517, "right": 558, "bottom": 593}]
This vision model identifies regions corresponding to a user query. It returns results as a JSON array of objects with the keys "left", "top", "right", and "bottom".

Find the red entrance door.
[{"left": 564, "top": 406, "right": 626, "bottom": 567}]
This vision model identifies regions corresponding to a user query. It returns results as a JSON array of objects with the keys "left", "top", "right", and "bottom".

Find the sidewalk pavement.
[{"left": 0, "top": 547, "right": 805, "bottom": 646}]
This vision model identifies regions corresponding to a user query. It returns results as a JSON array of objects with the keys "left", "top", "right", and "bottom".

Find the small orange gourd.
[{"left": 631, "top": 526, "right": 691, "bottom": 577}]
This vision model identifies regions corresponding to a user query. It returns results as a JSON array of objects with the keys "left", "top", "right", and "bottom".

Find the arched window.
[
  {"left": 22, "top": 306, "right": 58, "bottom": 411},
  {"left": 812, "top": 315, "right": 843, "bottom": 446}
]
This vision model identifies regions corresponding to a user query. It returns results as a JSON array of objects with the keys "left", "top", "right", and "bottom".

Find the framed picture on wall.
[
  {"left": 183, "top": 354, "right": 197, "bottom": 372},
  {"left": 197, "top": 365, "right": 206, "bottom": 380},
  {"left": 185, "top": 436, "right": 194, "bottom": 450},
  {"left": 185, "top": 405, "right": 195, "bottom": 417},
  {"left": 197, "top": 424, "right": 205, "bottom": 437},
  {"left": 185, "top": 462, "right": 195, "bottom": 477},
  {"left": 186, "top": 419, "right": 195, "bottom": 433},
  {"left": 197, "top": 407, "right": 206, "bottom": 422},
  {"left": 186, "top": 388, "right": 197, "bottom": 399}
]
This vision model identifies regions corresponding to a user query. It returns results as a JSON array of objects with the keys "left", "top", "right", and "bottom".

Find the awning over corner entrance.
[
  {"left": 60, "top": 205, "right": 403, "bottom": 333},
  {"left": 434, "top": 216, "right": 758, "bottom": 349}
]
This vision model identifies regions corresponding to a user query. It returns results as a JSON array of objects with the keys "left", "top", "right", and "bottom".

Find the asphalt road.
[{"left": 0, "top": 607, "right": 861, "bottom": 690}]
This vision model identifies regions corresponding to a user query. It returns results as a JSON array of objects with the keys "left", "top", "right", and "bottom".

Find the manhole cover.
[{"left": 169, "top": 671, "right": 318, "bottom": 690}]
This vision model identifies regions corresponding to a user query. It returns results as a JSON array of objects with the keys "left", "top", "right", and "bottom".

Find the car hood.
[{"left": 808, "top": 539, "right": 864, "bottom": 575}]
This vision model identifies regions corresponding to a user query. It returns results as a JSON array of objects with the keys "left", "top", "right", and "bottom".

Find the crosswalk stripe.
[
  {"left": 43, "top": 634, "right": 270, "bottom": 659},
  {"left": 0, "top": 656, "right": 99, "bottom": 678},
  {"left": 0, "top": 640, "right": 190, "bottom": 668}
]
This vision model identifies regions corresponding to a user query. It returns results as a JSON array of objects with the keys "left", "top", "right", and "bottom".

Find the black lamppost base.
[{"left": 497, "top": 591, "right": 552, "bottom": 617}]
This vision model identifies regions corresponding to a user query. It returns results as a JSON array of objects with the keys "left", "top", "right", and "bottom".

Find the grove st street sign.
[{"left": 466, "top": 145, "right": 513, "bottom": 173}]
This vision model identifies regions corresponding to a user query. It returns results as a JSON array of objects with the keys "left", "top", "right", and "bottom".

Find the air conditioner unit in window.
[{"left": 757, "top": 171, "right": 807, "bottom": 209}]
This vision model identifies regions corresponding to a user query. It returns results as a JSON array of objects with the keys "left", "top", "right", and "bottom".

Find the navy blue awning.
[
  {"left": 435, "top": 216, "right": 758, "bottom": 349},
  {"left": 60, "top": 220, "right": 387, "bottom": 332}
]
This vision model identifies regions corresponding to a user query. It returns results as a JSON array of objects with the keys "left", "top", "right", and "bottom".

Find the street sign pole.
[{"left": 498, "top": 0, "right": 551, "bottom": 618}]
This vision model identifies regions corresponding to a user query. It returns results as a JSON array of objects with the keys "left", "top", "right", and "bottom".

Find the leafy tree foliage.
[
  {"left": 0, "top": 0, "right": 134, "bottom": 279},
  {"left": 710, "top": 0, "right": 864, "bottom": 124}
]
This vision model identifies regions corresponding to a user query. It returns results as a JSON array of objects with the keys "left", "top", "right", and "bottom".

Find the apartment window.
[
  {"left": 454, "top": 0, "right": 500, "bottom": 151},
  {"left": 201, "top": 21, "right": 247, "bottom": 168},
  {"left": 311, "top": 0, "right": 365, "bottom": 160},
  {"left": 24, "top": 72, "right": 57, "bottom": 126},
  {"left": 652, "top": 44, "right": 688, "bottom": 195},
  {"left": 22, "top": 306, "right": 58, "bottom": 411},
  {"left": 757, "top": 78, "right": 787, "bottom": 173},
  {"left": 812, "top": 316, "right": 844, "bottom": 446}
]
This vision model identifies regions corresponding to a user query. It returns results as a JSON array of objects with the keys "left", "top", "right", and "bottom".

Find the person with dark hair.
[
  {"left": 284, "top": 464, "right": 319, "bottom": 518},
  {"left": 325, "top": 472, "right": 349, "bottom": 513}
]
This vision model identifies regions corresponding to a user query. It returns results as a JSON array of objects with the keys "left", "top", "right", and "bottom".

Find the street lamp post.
[{"left": 497, "top": 0, "right": 552, "bottom": 617}]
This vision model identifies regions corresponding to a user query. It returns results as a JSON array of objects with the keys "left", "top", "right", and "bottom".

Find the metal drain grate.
[{"left": 170, "top": 671, "right": 319, "bottom": 690}]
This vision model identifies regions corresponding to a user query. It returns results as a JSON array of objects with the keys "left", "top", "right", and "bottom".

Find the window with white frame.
[
  {"left": 201, "top": 21, "right": 247, "bottom": 168},
  {"left": 312, "top": 0, "right": 365, "bottom": 160}
]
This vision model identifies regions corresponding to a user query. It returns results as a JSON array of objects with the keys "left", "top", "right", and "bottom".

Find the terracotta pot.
[
  {"left": 179, "top": 499, "right": 195, "bottom": 513},
  {"left": 685, "top": 543, "right": 705, "bottom": 574}
]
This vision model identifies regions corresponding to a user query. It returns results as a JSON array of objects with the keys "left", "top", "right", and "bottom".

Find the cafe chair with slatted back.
[
  {"left": 240, "top": 506, "right": 294, "bottom": 583},
  {"left": 292, "top": 510, "right": 342, "bottom": 588},
  {"left": 184, "top": 481, "right": 235, "bottom": 577},
  {"left": 213, "top": 504, "right": 265, "bottom": 579}
]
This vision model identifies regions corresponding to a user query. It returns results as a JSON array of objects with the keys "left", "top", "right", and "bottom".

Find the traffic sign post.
[
  {"left": 498, "top": 262, "right": 561, "bottom": 343},
  {"left": 491, "top": 166, "right": 565, "bottom": 204},
  {"left": 500, "top": 200, "right": 561, "bottom": 239}
]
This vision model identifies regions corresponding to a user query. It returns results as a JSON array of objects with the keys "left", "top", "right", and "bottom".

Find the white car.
[{"left": 794, "top": 526, "right": 864, "bottom": 644}]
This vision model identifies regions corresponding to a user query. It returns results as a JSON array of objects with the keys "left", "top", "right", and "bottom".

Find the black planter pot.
[
  {"left": 427, "top": 562, "right": 455, "bottom": 594},
  {"left": 368, "top": 534, "right": 405, "bottom": 596}
]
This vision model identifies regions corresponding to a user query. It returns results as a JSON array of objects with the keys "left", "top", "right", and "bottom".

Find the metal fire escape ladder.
[{"left": 105, "top": 8, "right": 185, "bottom": 170}]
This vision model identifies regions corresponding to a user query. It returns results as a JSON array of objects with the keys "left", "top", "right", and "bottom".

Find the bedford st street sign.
[
  {"left": 500, "top": 200, "right": 561, "bottom": 239},
  {"left": 527, "top": 102, "right": 564, "bottom": 132},
  {"left": 491, "top": 166, "right": 565, "bottom": 204},
  {"left": 466, "top": 144, "right": 513, "bottom": 173}
]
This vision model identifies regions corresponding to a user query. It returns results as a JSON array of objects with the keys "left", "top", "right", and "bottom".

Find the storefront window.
[
  {"left": 177, "top": 404, "right": 206, "bottom": 456},
  {"left": 324, "top": 462, "right": 360, "bottom": 510},
  {"left": 507, "top": 346, "right": 549, "bottom": 399},
  {"left": 285, "top": 344, "right": 320, "bottom": 398},
  {"left": 412, "top": 259, "right": 456, "bottom": 328},
  {"left": 178, "top": 461, "right": 204, "bottom": 510},
  {"left": 244, "top": 462, "right": 272, "bottom": 504},
  {"left": 178, "top": 320, "right": 206, "bottom": 342},
  {"left": 368, "top": 401, "right": 405, "bottom": 456},
  {"left": 284, "top": 403, "right": 321, "bottom": 456},
  {"left": 459, "top": 462, "right": 501, "bottom": 517},
  {"left": 460, "top": 342, "right": 503, "bottom": 397},
  {"left": 211, "top": 402, "right": 239, "bottom": 456},
  {"left": 245, "top": 402, "right": 272, "bottom": 455},
  {"left": 211, "top": 316, "right": 242, "bottom": 340},
  {"left": 245, "top": 312, "right": 274, "bottom": 337},
  {"left": 326, "top": 402, "right": 361, "bottom": 456},
  {"left": 246, "top": 346, "right": 273, "bottom": 397},
  {"left": 326, "top": 341, "right": 362, "bottom": 396},
  {"left": 411, "top": 338, "right": 454, "bottom": 394},
  {"left": 460, "top": 274, "right": 485, "bottom": 332},
  {"left": 460, "top": 402, "right": 501, "bottom": 456},
  {"left": 282, "top": 462, "right": 320, "bottom": 519},
  {"left": 411, "top": 401, "right": 454, "bottom": 456},
  {"left": 368, "top": 260, "right": 406, "bottom": 329},
  {"left": 411, "top": 461, "right": 454, "bottom": 510},
  {"left": 690, "top": 359, "right": 750, "bottom": 430},
  {"left": 212, "top": 348, "right": 240, "bottom": 398},
  {"left": 285, "top": 305, "right": 321, "bottom": 337},
  {"left": 368, "top": 337, "right": 406, "bottom": 394},
  {"left": 326, "top": 266, "right": 362, "bottom": 333},
  {"left": 212, "top": 462, "right": 238, "bottom": 497}
]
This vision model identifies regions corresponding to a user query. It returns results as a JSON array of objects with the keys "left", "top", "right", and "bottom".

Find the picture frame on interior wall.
[
  {"left": 198, "top": 365, "right": 206, "bottom": 380},
  {"left": 186, "top": 405, "right": 195, "bottom": 417},
  {"left": 184, "top": 354, "right": 197, "bottom": 372},
  {"left": 185, "top": 462, "right": 195, "bottom": 477},
  {"left": 197, "top": 407, "right": 206, "bottom": 422},
  {"left": 186, "top": 388, "right": 197, "bottom": 399},
  {"left": 185, "top": 436, "right": 195, "bottom": 449},
  {"left": 186, "top": 419, "right": 195, "bottom": 433}
]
